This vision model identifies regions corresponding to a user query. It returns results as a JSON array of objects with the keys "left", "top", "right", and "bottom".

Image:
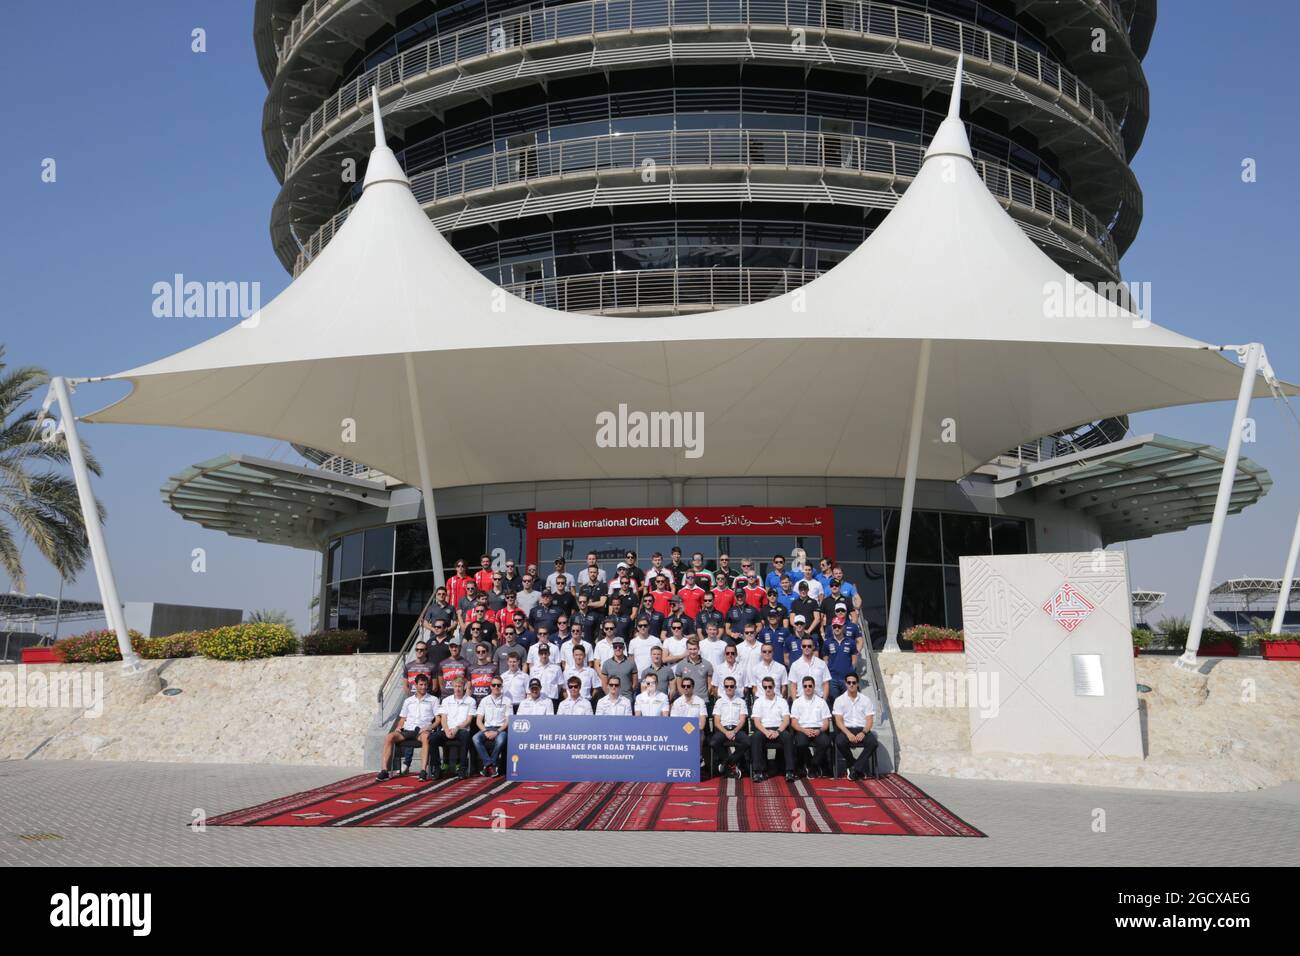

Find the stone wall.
[
  {"left": 878, "top": 651, "right": 1300, "bottom": 791},
  {"left": 0, "top": 655, "right": 394, "bottom": 768}
]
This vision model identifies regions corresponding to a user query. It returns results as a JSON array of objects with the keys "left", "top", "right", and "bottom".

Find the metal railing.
[
  {"left": 285, "top": 0, "right": 1123, "bottom": 174},
  {"left": 506, "top": 266, "right": 819, "bottom": 314},
  {"left": 293, "top": 127, "right": 1117, "bottom": 274},
  {"left": 376, "top": 590, "right": 440, "bottom": 716},
  {"left": 1001, "top": 415, "right": 1130, "bottom": 465}
]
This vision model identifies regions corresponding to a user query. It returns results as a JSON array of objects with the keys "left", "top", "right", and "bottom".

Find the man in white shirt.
[
  {"left": 581, "top": 551, "right": 608, "bottom": 585},
  {"left": 662, "top": 617, "right": 690, "bottom": 664},
  {"left": 546, "top": 557, "right": 576, "bottom": 592},
  {"left": 517, "top": 678, "right": 555, "bottom": 715},
  {"left": 560, "top": 622, "right": 593, "bottom": 670},
  {"left": 698, "top": 622, "right": 729, "bottom": 673},
  {"left": 529, "top": 644, "right": 564, "bottom": 703},
  {"left": 591, "top": 619, "right": 619, "bottom": 670},
  {"left": 627, "top": 618, "right": 662, "bottom": 674},
  {"left": 734, "top": 625, "right": 764, "bottom": 678},
  {"left": 595, "top": 676, "right": 633, "bottom": 715},
  {"left": 711, "top": 643, "right": 747, "bottom": 699},
  {"left": 787, "top": 636, "right": 831, "bottom": 699},
  {"left": 797, "top": 565, "right": 824, "bottom": 602},
  {"left": 429, "top": 677, "right": 477, "bottom": 779},
  {"left": 565, "top": 646, "right": 600, "bottom": 700},
  {"left": 557, "top": 676, "right": 594, "bottom": 715},
  {"left": 670, "top": 675, "right": 710, "bottom": 775},
  {"left": 789, "top": 677, "right": 833, "bottom": 778},
  {"left": 746, "top": 643, "right": 788, "bottom": 702},
  {"left": 749, "top": 677, "right": 794, "bottom": 783},
  {"left": 634, "top": 674, "right": 670, "bottom": 717},
  {"left": 378, "top": 673, "right": 437, "bottom": 782},
  {"left": 499, "top": 652, "right": 529, "bottom": 706},
  {"left": 473, "top": 677, "right": 512, "bottom": 777},
  {"left": 832, "top": 673, "right": 879, "bottom": 780},
  {"left": 709, "top": 677, "right": 749, "bottom": 780},
  {"left": 526, "top": 626, "right": 558, "bottom": 669},
  {"left": 515, "top": 574, "right": 541, "bottom": 615}
]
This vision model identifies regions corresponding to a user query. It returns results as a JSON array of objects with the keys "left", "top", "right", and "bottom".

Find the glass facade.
[{"left": 325, "top": 505, "right": 1030, "bottom": 651}]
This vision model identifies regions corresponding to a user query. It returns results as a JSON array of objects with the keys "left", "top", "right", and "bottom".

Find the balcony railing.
[
  {"left": 500, "top": 266, "right": 819, "bottom": 314},
  {"left": 284, "top": 0, "right": 1123, "bottom": 174},
  {"left": 293, "top": 128, "right": 1118, "bottom": 274}
]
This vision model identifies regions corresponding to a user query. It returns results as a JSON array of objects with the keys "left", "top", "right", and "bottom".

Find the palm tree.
[
  {"left": 247, "top": 608, "right": 295, "bottom": 631},
  {"left": 0, "top": 346, "right": 103, "bottom": 590}
]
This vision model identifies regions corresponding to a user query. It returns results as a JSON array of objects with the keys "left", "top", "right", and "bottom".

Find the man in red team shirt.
[
  {"left": 448, "top": 559, "right": 474, "bottom": 608},
  {"left": 740, "top": 573, "right": 767, "bottom": 610},
  {"left": 474, "top": 554, "right": 495, "bottom": 594},
  {"left": 649, "top": 574, "right": 674, "bottom": 617},
  {"left": 678, "top": 572, "right": 706, "bottom": 618},
  {"left": 712, "top": 583, "right": 736, "bottom": 616}
]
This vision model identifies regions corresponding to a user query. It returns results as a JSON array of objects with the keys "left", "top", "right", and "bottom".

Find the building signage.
[
  {"left": 507, "top": 715, "right": 701, "bottom": 783},
  {"left": 526, "top": 506, "right": 835, "bottom": 565}
]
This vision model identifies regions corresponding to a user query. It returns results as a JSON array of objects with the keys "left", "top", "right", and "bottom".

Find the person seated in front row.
[
  {"left": 472, "top": 675, "right": 512, "bottom": 777},
  {"left": 516, "top": 677, "right": 554, "bottom": 715},
  {"left": 709, "top": 677, "right": 749, "bottom": 780},
  {"left": 595, "top": 676, "right": 632, "bottom": 715},
  {"left": 428, "top": 676, "right": 477, "bottom": 781},
  {"left": 377, "top": 673, "right": 437, "bottom": 781},
  {"left": 749, "top": 677, "right": 793, "bottom": 783},
  {"left": 557, "top": 676, "right": 593, "bottom": 715},
  {"left": 832, "top": 673, "right": 880, "bottom": 780},
  {"left": 634, "top": 674, "right": 669, "bottom": 716},
  {"left": 789, "top": 676, "right": 832, "bottom": 779}
]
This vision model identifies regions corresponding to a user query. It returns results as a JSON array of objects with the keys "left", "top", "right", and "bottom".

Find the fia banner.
[{"left": 507, "top": 715, "right": 701, "bottom": 783}]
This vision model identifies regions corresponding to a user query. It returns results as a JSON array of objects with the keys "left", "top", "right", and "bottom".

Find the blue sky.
[{"left": 1, "top": 2, "right": 1296, "bottom": 632}]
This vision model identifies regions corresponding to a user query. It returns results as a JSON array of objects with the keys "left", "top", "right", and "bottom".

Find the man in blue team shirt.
[
  {"left": 829, "top": 565, "right": 861, "bottom": 618},
  {"left": 757, "top": 609, "right": 792, "bottom": 666},
  {"left": 776, "top": 576, "right": 798, "bottom": 616},
  {"left": 724, "top": 588, "right": 760, "bottom": 641},
  {"left": 823, "top": 618, "right": 861, "bottom": 704},
  {"left": 765, "top": 554, "right": 791, "bottom": 592}
]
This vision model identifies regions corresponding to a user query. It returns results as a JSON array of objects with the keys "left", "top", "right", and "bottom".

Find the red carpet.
[{"left": 208, "top": 773, "right": 984, "bottom": 836}]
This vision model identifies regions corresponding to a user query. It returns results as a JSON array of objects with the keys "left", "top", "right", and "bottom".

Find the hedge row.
[{"left": 56, "top": 625, "right": 367, "bottom": 663}]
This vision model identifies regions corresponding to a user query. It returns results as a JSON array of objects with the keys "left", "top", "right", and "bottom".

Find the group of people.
[{"left": 379, "top": 548, "right": 880, "bottom": 784}]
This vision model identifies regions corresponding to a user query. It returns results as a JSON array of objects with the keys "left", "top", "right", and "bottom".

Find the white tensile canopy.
[{"left": 66, "top": 61, "right": 1289, "bottom": 666}]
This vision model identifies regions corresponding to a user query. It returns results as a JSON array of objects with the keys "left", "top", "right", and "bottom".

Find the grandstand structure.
[
  {"left": 1130, "top": 589, "right": 1164, "bottom": 627},
  {"left": 1207, "top": 578, "right": 1300, "bottom": 635}
]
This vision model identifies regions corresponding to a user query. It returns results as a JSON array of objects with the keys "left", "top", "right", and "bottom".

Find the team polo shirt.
[
  {"left": 565, "top": 665, "right": 600, "bottom": 699},
  {"left": 404, "top": 660, "right": 435, "bottom": 692},
  {"left": 531, "top": 662, "right": 564, "bottom": 700},
  {"left": 712, "top": 589, "right": 736, "bottom": 615},
  {"left": 437, "top": 695, "right": 477, "bottom": 732},
  {"left": 514, "top": 589, "right": 541, "bottom": 614},
  {"left": 757, "top": 625, "right": 790, "bottom": 661},
  {"left": 635, "top": 692, "right": 670, "bottom": 716},
  {"left": 602, "top": 656, "right": 638, "bottom": 700},
  {"left": 696, "top": 609, "right": 724, "bottom": 634},
  {"left": 467, "top": 663, "right": 497, "bottom": 700},
  {"left": 528, "top": 604, "right": 561, "bottom": 635},
  {"left": 784, "top": 631, "right": 813, "bottom": 662},
  {"left": 577, "top": 583, "right": 606, "bottom": 608},
  {"left": 747, "top": 659, "right": 787, "bottom": 693},
  {"left": 571, "top": 610, "right": 600, "bottom": 642},
  {"left": 665, "top": 614, "right": 696, "bottom": 637},
  {"left": 677, "top": 585, "right": 706, "bottom": 617},
  {"left": 788, "top": 656, "right": 831, "bottom": 697},
  {"left": 647, "top": 566, "right": 674, "bottom": 587},
  {"left": 500, "top": 670, "right": 529, "bottom": 704},
  {"left": 832, "top": 692, "right": 875, "bottom": 729},
  {"left": 437, "top": 657, "right": 468, "bottom": 696},
  {"left": 447, "top": 574, "right": 474, "bottom": 607},
  {"left": 670, "top": 695, "right": 708, "bottom": 721},
  {"left": 526, "top": 642, "right": 559, "bottom": 668},
  {"left": 423, "top": 602, "right": 455, "bottom": 629},
  {"left": 591, "top": 638, "right": 618, "bottom": 669},
  {"left": 674, "top": 659, "right": 713, "bottom": 700},
  {"left": 764, "top": 570, "right": 788, "bottom": 592},
  {"left": 726, "top": 604, "right": 760, "bottom": 636},
  {"left": 831, "top": 579, "right": 858, "bottom": 601},
  {"left": 712, "top": 694, "right": 748, "bottom": 729},
  {"left": 477, "top": 694, "right": 512, "bottom": 730},
  {"left": 734, "top": 639, "right": 764, "bottom": 674},
  {"left": 711, "top": 660, "right": 747, "bottom": 694},
  {"left": 557, "top": 695, "right": 593, "bottom": 716},
  {"left": 628, "top": 634, "right": 663, "bottom": 673},
  {"left": 823, "top": 633, "right": 859, "bottom": 679},
  {"left": 605, "top": 613, "right": 633, "bottom": 640},
  {"left": 637, "top": 610, "right": 666, "bottom": 638},
  {"left": 650, "top": 589, "right": 674, "bottom": 616},
  {"left": 751, "top": 694, "right": 790, "bottom": 730},
  {"left": 795, "top": 576, "right": 824, "bottom": 601},
  {"left": 688, "top": 567, "right": 714, "bottom": 590},
  {"left": 546, "top": 571, "right": 576, "bottom": 592},
  {"left": 662, "top": 635, "right": 689, "bottom": 662},
  {"left": 642, "top": 664, "right": 676, "bottom": 697},
  {"left": 742, "top": 586, "right": 767, "bottom": 610},
  {"left": 560, "top": 638, "right": 594, "bottom": 670},
  {"left": 776, "top": 590, "right": 798, "bottom": 614},
  {"left": 494, "top": 641, "right": 526, "bottom": 674},
  {"left": 698, "top": 638, "right": 728, "bottom": 671},
  {"left": 596, "top": 694, "right": 633, "bottom": 716},
  {"left": 790, "top": 597, "right": 820, "bottom": 631},
  {"left": 399, "top": 693, "right": 439, "bottom": 732},
  {"left": 790, "top": 694, "right": 831, "bottom": 731},
  {"left": 550, "top": 591, "right": 578, "bottom": 617},
  {"left": 516, "top": 696, "right": 554, "bottom": 715}
]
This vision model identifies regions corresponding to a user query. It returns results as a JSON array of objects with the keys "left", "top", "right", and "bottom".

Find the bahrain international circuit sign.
[{"left": 958, "top": 551, "right": 1143, "bottom": 759}]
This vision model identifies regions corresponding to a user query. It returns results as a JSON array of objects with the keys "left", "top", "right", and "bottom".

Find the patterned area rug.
[{"left": 208, "top": 773, "right": 985, "bottom": 836}]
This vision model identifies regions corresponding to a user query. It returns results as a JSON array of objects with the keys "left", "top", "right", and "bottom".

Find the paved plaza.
[{"left": 2, "top": 759, "right": 1297, "bottom": 866}]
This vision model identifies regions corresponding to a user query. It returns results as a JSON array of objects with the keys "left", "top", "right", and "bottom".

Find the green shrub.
[
  {"left": 134, "top": 632, "right": 198, "bottom": 659},
  {"left": 300, "top": 629, "right": 369, "bottom": 655},
  {"left": 903, "top": 625, "right": 964, "bottom": 645},
  {"left": 57, "top": 629, "right": 145, "bottom": 664},
  {"left": 1131, "top": 628, "right": 1153, "bottom": 648},
  {"left": 195, "top": 623, "right": 297, "bottom": 661}
]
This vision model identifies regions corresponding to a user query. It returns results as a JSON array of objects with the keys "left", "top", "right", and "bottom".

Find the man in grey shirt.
[
  {"left": 493, "top": 623, "right": 525, "bottom": 675},
  {"left": 673, "top": 638, "right": 714, "bottom": 706},
  {"left": 641, "top": 645, "right": 676, "bottom": 702},
  {"left": 600, "top": 637, "right": 638, "bottom": 701}
]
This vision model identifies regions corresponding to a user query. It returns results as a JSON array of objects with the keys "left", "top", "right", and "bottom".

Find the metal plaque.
[{"left": 1072, "top": 654, "right": 1105, "bottom": 697}]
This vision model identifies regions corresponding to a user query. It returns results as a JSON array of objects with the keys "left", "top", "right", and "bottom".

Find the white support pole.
[
  {"left": 404, "top": 354, "right": 446, "bottom": 589},
  {"left": 1178, "top": 343, "right": 1261, "bottom": 670},
  {"left": 49, "top": 376, "right": 143, "bottom": 673},
  {"left": 1270, "top": 510, "right": 1300, "bottom": 635},
  {"left": 885, "top": 340, "right": 931, "bottom": 652}
]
